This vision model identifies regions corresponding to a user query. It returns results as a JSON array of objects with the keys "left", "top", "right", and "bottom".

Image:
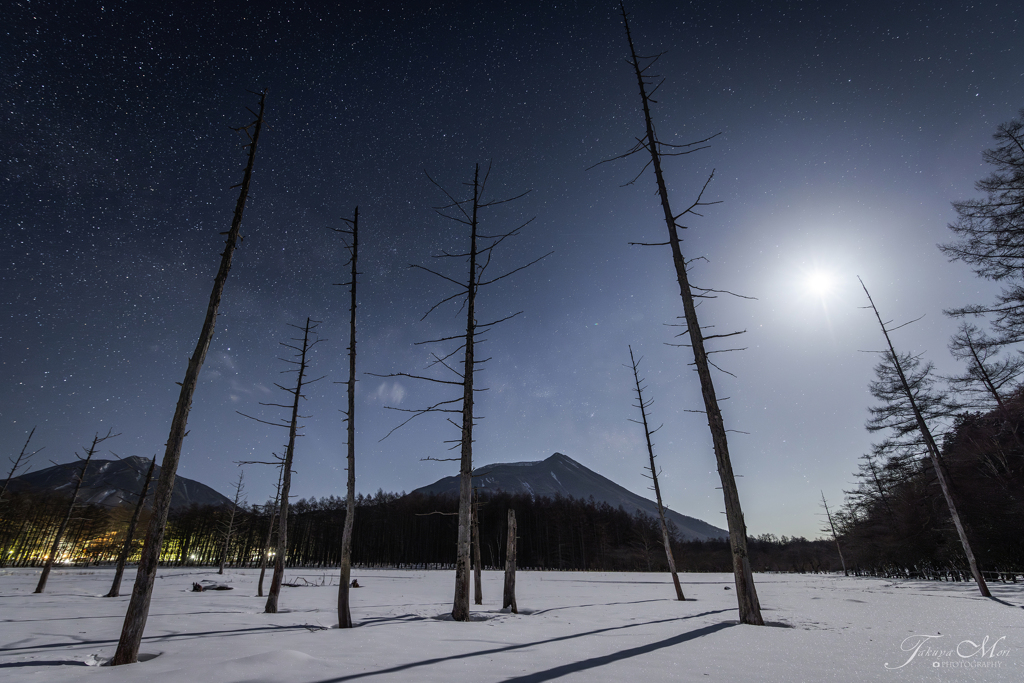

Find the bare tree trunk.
[
  {"left": 218, "top": 470, "right": 245, "bottom": 575},
  {"left": 336, "top": 207, "right": 359, "bottom": 628},
  {"left": 257, "top": 506, "right": 275, "bottom": 597},
  {"left": 107, "top": 456, "right": 156, "bottom": 598},
  {"left": 451, "top": 166, "right": 481, "bottom": 622},
  {"left": 265, "top": 318, "right": 320, "bottom": 614},
  {"left": 860, "top": 279, "right": 991, "bottom": 597},
  {"left": 258, "top": 468, "right": 283, "bottom": 598},
  {"left": 35, "top": 430, "right": 113, "bottom": 593},
  {"left": 627, "top": 346, "right": 685, "bottom": 600},
  {"left": 618, "top": 4, "right": 762, "bottom": 624},
  {"left": 472, "top": 489, "right": 483, "bottom": 605},
  {"left": 502, "top": 509, "right": 517, "bottom": 613},
  {"left": 2, "top": 427, "right": 43, "bottom": 502},
  {"left": 372, "top": 163, "right": 546, "bottom": 621},
  {"left": 112, "top": 90, "right": 266, "bottom": 666},
  {"left": 820, "top": 491, "right": 847, "bottom": 576}
]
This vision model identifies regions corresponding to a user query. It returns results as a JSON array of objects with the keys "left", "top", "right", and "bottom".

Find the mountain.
[
  {"left": 409, "top": 452, "right": 728, "bottom": 541},
  {"left": 5, "top": 456, "right": 233, "bottom": 510}
]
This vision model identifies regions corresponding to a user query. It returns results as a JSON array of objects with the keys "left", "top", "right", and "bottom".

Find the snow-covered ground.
[{"left": 1, "top": 568, "right": 1021, "bottom": 682}]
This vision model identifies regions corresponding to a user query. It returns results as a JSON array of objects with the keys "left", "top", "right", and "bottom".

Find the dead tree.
[
  {"left": 600, "top": 4, "right": 762, "bottom": 624},
  {"left": 860, "top": 278, "right": 991, "bottom": 597},
  {"left": 35, "top": 429, "right": 117, "bottom": 593},
  {"left": 1, "top": 427, "right": 43, "bottom": 502},
  {"left": 372, "top": 163, "right": 549, "bottom": 621},
  {"left": 819, "top": 491, "right": 847, "bottom": 576},
  {"left": 106, "top": 456, "right": 157, "bottom": 598},
  {"left": 502, "top": 509, "right": 517, "bottom": 613},
  {"left": 218, "top": 469, "right": 246, "bottom": 575},
  {"left": 472, "top": 488, "right": 483, "bottom": 605},
  {"left": 257, "top": 464, "right": 284, "bottom": 598},
  {"left": 627, "top": 346, "right": 685, "bottom": 600},
  {"left": 239, "top": 318, "right": 324, "bottom": 613},
  {"left": 331, "top": 207, "right": 360, "bottom": 628},
  {"left": 112, "top": 89, "right": 267, "bottom": 666}
]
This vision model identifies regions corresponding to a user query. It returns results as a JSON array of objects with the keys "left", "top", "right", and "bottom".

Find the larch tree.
[
  {"left": 218, "top": 469, "right": 246, "bottom": 575},
  {"left": 239, "top": 318, "right": 324, "bottom": 614},
  {"left": 106, "top": 455, "right": 157, "bottom": 598},
  {"left": 35, "top": 429, "right": 117, "bottom": 593},
  {"left": 627, "top": 346, "right": 685, "bottom": 600},
  {"left": 819, "top": 491, "right": 847, "bottom": 576},
  {"left": 331, "top": 207, "right": 360, "bottom": 628},
  {"left": 940, "top": 109, "right": 1024, "bottom": 342},
  {"left": 112, "top": 89, "right": 267, "bottom": 666},
  {"left": 860, "top": 278, "right": 991, "bottom": 597},
  {"left": 373, "top": 163, "right": 549, "bottom": 621},
  {"left": 256, "top": 463, "right": 284, "bottom": 598},
  {"left": 947, "top": 322, "right": 1024, "bottom": 412},
  {"left": 601, "top": 3, "right": 762, "bottom": 624}
]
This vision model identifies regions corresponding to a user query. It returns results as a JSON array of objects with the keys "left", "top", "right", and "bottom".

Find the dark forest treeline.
[
  {"left": 5, "top": 446, "right": 1024, "bottom": 580},
  {"left": 836, "top": 390, "right": 1024, "bottom": 580},
  {"left": 9, "top": 405, "right": 1024, "bottom": 581},
  {"left": 1, "top": 487, "right": 845, "bottom": 574}
]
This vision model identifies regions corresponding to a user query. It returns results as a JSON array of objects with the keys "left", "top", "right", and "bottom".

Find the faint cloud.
[{"left": 372, "top": 381, "right": 406, "bottom": 405}]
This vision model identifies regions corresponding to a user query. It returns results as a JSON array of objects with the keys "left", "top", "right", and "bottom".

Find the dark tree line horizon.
[{"left": 4, "top": 460, "right": 1023, "bottom": 582}]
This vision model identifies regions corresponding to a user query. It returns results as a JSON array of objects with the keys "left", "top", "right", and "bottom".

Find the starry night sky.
[{"left": 3, "top": 1, "right": 1021, "bottom": 538}]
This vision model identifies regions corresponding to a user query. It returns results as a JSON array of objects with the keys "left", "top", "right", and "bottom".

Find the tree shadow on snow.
[
  {"left": 310, "top": 609, "right": 735, "bottom": 683},
  {"left": 526, "top": 598, "right": 664, "bottom": 615},
  {"left": 0, "top": 623, "right": 321, "bottom": 656},
  {"left": 499, "top": 622, "right": 736, "bottom": 683},
  {"left": 0, "top": 660, "right": 88, "bottom": 669}
]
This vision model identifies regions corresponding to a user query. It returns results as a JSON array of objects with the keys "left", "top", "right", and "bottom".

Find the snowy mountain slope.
[
  {"left": 5, "top": 455, "right": 233, "bottom": 510},
  {"left": 409, "top": 452, "right": 728, "bottom": 541}
]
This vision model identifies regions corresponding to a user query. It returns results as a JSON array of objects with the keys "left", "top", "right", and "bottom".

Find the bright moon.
[{"left": 805, "top": 270, "right": 835, "bottom": 296}]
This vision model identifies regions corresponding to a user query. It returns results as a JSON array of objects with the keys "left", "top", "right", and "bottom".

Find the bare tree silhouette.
[
  {"left": 372, "top": 163, "right": 548, "bottom": 621},
  {"left": 627, "top": 346, "right": 684, "bottom": 600},
  {"left": 113, "top": 89, "right": 267, "bottom": 665},
  {"left": 597, "top": 3, "right": 762, "bottom": 624}
]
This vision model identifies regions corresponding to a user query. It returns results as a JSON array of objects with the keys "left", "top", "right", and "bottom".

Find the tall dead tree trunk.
[
  {"left": 218, "top": 470, "right": 245, "bottom": 575},
  {"left": 502, "top": 509, "right": 517, "bottom": 613},
  {"left": 615, "top": 4, "right": 762, "bottom": 624},
  {"left": 819, "top": 491, "right": 847, "bottom": 577},
  {"left": 35, "top": 429, "right": 116, "bottom": 593},
  {"left": 256, "top": 317, "right": 323, "bottom": 614},
  {"left": 627, "top": 346, "right": 685, "bottom": 600},
  {"left": 113, "top": 89, "right": 266, "bottom": 666},
  {"left": 860, "top": 278, "right": 991, "bottom": 597},
  {"left": 372, "top": 163, "right": 548, "bottom": 622},
  {"left": 450, "top": 167, "right": 481, "bottom": 622},
  {"left": 258, "top": 465, "right": 283, "bottom": 598},
  {"left": 334, "top": 208, "right": 359, "bottom": 628},
  {"left": 106, "top": 456, "right": 156, "bottom": 598},
  {"left": 472, "top": 488, "right": 482, "bottom": 605}
]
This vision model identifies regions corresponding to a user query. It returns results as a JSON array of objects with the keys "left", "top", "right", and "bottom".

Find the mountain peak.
[
  {"left": 410, "top": 452, "right": 727, "bottom": 541},
  {"left": 6, "top": 457, "right": 232, "bottom": 510}
]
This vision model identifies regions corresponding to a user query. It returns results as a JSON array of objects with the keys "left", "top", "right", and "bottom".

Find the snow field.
[{"left": 1, "top": 568, "right": 1022, "bottom": 682}]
